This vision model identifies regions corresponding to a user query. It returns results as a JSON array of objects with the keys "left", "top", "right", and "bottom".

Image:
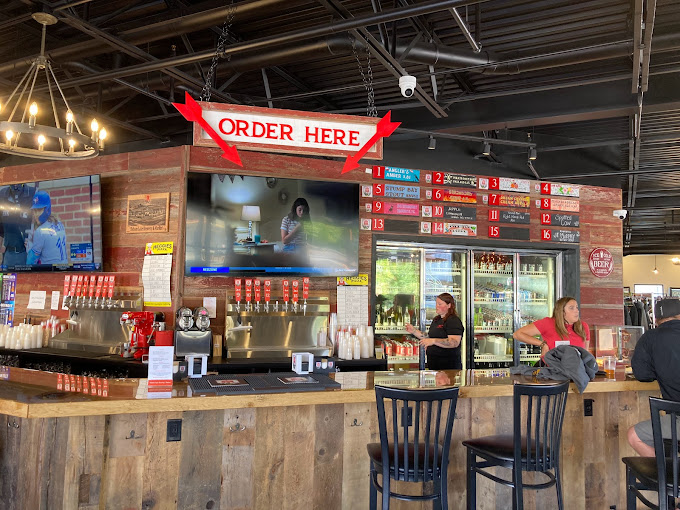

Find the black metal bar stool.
[
  {"left": 622, "top": 397, "right": 680, "bottom": 510},
  {"left": 367, "top": 384, "right": 460, "bottom": 510},
  {"left": 462, "top": 381, "right": 570, "bottom": 510}
]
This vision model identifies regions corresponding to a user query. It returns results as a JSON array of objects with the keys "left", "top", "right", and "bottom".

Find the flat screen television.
[
  {"left": 185, "top": 172, "right": 360, "bottom": 276},
  {"left": 0, "top": 175, "right": 102, "bottom": 272}
]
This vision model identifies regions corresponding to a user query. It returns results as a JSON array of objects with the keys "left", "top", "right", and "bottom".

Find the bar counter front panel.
[{"left": 0, "top": 367, "right": 659, "bottom": 510}]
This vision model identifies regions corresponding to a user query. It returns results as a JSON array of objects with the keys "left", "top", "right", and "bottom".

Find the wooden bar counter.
[{"left": 0, "top": 366, "right": 659, "bottom": 510}]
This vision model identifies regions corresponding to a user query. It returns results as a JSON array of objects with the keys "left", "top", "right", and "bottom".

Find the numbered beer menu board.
[{"left": 363, "top": 166, "right": 580, "bottom": 245}]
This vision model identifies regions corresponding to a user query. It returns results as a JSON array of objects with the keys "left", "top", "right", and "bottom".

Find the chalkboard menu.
[
  {"left": 439, "top": 205, "right": 477, "bottom": 221},
  {"left": 488, "top": 225, "right": 530, "bottom": 240},
  {"left": 541, "top": 229, "right": 580, "bottom": 243},
  {"left": 383, "top": 219, "right": 420, "bottom": 234},
  {"left": 489, "top": 210, "right": 531, "bottom": 224},
  {"left": 541, "top": 212, "right": 579, "bottom": 227}
]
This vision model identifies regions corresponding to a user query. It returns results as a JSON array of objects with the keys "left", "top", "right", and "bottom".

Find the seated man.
[{"left": 627, "top": 298, "right": 680, "bottom": 456}]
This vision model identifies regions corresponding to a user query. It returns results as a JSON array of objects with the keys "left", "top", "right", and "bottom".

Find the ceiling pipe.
[
  {"left": 0, "top": 0, "right": 311, "bottom": 76},
  {"left": 29, "top": 0, "right": 492, "bottom": 90},
  {"left": 206, "top": 31, "right": 680, "bottom": 77}
]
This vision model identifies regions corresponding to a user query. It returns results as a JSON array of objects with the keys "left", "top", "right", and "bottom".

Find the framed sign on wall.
[
  {"left": 126, "top": 192, "right": 170, "bottom": 233},
  {"left": 670, "top": 288, "right": 680, "bottom": 298}
]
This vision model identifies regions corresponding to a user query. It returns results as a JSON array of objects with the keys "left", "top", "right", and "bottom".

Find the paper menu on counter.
[
  {"left": 147, "top": 346, "right": 174, "bottom": 388},
  {"left": 142, "top": 242, "right": 173, "bottom": 307}
]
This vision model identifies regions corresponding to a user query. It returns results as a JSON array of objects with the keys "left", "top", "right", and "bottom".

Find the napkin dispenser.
[{"left": 292, "top": 352, "right": 314, "bottom": 374}]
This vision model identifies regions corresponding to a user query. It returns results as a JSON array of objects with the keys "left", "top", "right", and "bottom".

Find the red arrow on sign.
[
  {"left": 342, "top": 111, "right": 400, "bottom": 174},
  {"left": 172, "top": 92, "right": 243, "bottom": 167}
]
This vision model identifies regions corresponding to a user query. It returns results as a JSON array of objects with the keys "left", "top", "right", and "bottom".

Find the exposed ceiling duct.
[{"left": 222, "top": 32, "right": 680, "bottom": 76}]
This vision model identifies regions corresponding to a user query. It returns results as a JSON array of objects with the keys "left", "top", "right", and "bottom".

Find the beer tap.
[
  {"left": 282, "top": 280, "right": 290, "bottom": 313},
  {"left": 291, "top": 280, "right": 299, "bottom": 314},
  {"left": 80, "top": 276, "right": 90, "bottom": 308},
  {"left": 302, "top": 277, "right": 309, "bottom": 316},
  {"left": 74, "top": 275, "right": 84, "bottom": 308},
  {"left": 94, "top": 275, "right": 105, "bottom": 309},
  {"left": 68, "top": 276, "right": 78, "bottom": 308},
  {"left": 62, "top": 275, "right": 71, "bottom": 309},
  {"left": 106, "top": 275, "right": 116, "bottom": 309},
  {"left": 244, "top": 279, "right": 252, "bottom": 312},
  {"left": 87, "top": 275, "right": 96, "bottom": 307},
  {"left": 254, "top": 279, "right": 261, "bottom": 313},
  {"left": 234, "top": 279, "right": 242, "bottom": 313},
  {"left": 264, "top": 280, "right": 271, "bottom": 313}
]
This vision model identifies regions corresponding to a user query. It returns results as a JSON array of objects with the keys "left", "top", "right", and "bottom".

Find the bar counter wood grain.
[{"left": 0, "top": 369, "right": 661, "bottom": 509}]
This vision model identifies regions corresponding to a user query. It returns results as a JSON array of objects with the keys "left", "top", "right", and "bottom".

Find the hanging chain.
[
  {"left": 200, "top": 4, "right": 236, "bottom": 102},
  {"left": 350, "top": 36, "right": 377, "bottom": 117}
]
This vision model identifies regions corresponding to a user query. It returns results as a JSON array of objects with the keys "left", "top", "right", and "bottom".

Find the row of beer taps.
[
  {"left": 62, "top": 274, "right": 118, "bottom": 309},
  {"left": 233, "top": 277, "right": 311, "bottom": 315}
]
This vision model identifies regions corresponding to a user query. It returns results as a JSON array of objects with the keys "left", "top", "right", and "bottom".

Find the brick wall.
[
  {"left": 1, "top": 146, "right": 622, "bottom": 333},
  {"left": 42, "top": 182, "right": 102, "bottom": 263}
]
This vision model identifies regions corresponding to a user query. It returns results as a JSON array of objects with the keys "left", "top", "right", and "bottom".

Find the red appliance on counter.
[{"left": 120, "top": 311, "right": 156, "bottom": 359}]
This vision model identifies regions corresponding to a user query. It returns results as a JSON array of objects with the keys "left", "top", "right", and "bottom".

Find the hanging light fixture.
[
  {"left": 482, "top": 142, "right": 492, "bottom": 156},
  {"left": 427, "top": 135, "right": 436, "bottom": 150},
  {"left": 0, "top": 11, "right": 106, "bottom": 160},
  {"left": 672, "top": 256, "right": 680, "bottom": 265},
  {"left": 528, "top": 146, "right": 538, "bottom": 161},
  {"left": 653, "top": 255, "right": 659, "bottom": 274}
]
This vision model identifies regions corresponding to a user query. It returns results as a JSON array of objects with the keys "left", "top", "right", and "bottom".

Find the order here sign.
[{"left": 193, "top": 102, "right": 383, "bottom": 159}]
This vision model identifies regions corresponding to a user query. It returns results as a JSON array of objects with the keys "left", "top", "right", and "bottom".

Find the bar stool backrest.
[
  {"left": 650, "top": 397, "right": 680, "bottom": 502},
  {"left": 514, "top": 381, "right": 570, "bottom": 473},
  {"left": 375, "top": 385, "right": 459, "bottom": 483}
]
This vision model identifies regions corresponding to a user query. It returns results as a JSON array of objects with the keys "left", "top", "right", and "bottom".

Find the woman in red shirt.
[{"left": 513, "top": 296, "right": 590, "bottom": 358}]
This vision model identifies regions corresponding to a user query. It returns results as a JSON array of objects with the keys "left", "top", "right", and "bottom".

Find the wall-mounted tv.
[
  {"left": 0, "top": 175, "right": 102, "bottom": 272},
  {"left": 185, "top": 172, "right": 360, "bottom": 276}
]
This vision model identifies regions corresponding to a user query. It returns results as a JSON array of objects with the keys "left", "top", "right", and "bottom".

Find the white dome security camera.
[
  {"left": 399, "top": 75, "right": 417, "bottom": 98},
  {"left": 613, "top": 209, "right": 628, "bottom": 220}
]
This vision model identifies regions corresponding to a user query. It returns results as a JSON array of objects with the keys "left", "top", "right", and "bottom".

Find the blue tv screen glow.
[
  {"left": 0, "top": 175, "right": 102, "bottom": 272},
  {"left": 185, "top": 172, "right": 360, "bottom": 277}
]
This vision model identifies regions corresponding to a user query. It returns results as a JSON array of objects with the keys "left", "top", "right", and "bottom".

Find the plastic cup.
[{"left": 603, "top": 356, "right": 617, "bottom": 378}]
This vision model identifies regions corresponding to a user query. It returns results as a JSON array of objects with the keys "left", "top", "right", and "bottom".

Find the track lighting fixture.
[
  {"left": 483, "top": 142, "right": 491, "bottom": 156},
  {"left": 428, "top": 135, "right": 436, "bottom": 150},
  {"left": 528, "top": 147, "right": 537, "bottom": 161}
]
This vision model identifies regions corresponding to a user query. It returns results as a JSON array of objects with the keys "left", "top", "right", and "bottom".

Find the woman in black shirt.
[{"left": 405, "top": 292, "right": 464, "bottom": 369}]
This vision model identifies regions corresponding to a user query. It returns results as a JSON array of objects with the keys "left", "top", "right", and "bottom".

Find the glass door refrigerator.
[
  {"left": 374, "top": 241, "right": 560, "bottom": 371},
  {"left": 515, "top": 253, "right": 558, "bottom": 365},
  {"left": 471, "top": 250, "right": 559, "bottom": 369},
  {"left": 374, "top": 242, "right": 468, "bottom": 370}
]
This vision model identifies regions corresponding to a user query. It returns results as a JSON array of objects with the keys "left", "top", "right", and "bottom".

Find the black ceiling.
[{"left": 2, "top": 0, "right": 680, "bottom": 255}]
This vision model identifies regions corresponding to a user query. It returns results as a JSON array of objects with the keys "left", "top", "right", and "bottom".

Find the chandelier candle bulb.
[
  {"left": 65, "top": 111, "right": 73, "bottom": 134},
  {"left": 37, "top": 134, "right": 45, "bottom": 151},
  {"left": 28, "top": 102, "right": 38, "bottom": 127},
  {"left": 99, "top": 128, "right": 107, "bottom": 150}
]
